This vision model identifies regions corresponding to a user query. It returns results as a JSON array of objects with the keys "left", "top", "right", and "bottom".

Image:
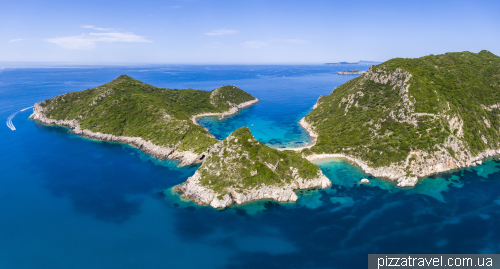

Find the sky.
[{"left": 1, "top": 0, "right": 499, "bottom": 64}]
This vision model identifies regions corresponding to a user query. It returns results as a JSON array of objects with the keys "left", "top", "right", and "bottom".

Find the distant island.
[
  {"left": 30, "top": 75, "right": 331, "bottom": 208},
  {"left": 325, "top": 60, "right": 381, "bottom": 65},
  {"left": 325, "top": 61, "right": 358, "bottom": 65},
  {"left": 304, "top": 50, "right": 500, "bottom": 187}
]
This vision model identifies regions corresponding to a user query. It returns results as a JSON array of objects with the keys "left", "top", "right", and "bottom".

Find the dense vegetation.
[
  {"left": 40, "top": 75, "right": 256, "bottom": 153},
  {"left": 198, "top": 127, "right": 321, "bottom": 196},
  {"left": 305, "top": 50, "right": 500, "bottom": 167}
]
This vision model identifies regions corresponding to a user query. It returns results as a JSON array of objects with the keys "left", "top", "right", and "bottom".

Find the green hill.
[
  {"left": 304, "top": 50, "right": 500, "bottom": 185},
  {"left": 175, "top": 127, "right": 331, "bottom": 208}
]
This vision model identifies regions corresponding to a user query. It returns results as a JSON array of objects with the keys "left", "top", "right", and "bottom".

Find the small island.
[{"left": 303, "top": 50, "right": 500, "bottom": 187}]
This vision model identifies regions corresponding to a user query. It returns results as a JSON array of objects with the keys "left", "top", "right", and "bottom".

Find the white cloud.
[
  {"left": 242, "top": 39, "right": 310, "bottom": 48},
  {"left": 168, "top": 5, "right": 182, "bottom": 9},
  {"left": 81, "top": 25, "right": 113, "bottom": 31},
  {"left": 9, "top": 39, "right": 28, "bottom": 42},
  {"left": 46, "top": 32, "right": 152, "bottom": 49},
  {"left": 204, "top": 29, "right": 238, "bottom": 36}
]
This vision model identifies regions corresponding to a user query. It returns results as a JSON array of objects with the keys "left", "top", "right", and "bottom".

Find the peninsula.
[
  {"left": 29, "top": 75, "right": 258, "bottom": 166},
  {"left": 302, "top": 50, "right": 500, "bottom": 187}
]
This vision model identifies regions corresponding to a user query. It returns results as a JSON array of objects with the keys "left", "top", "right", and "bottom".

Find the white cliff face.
[
  {"left": 175, "top": 128, "right": 332, "bottom": 209},
  {"left": 312, "top": 95, "right": 323, "bottom": 110},
  {"left": 177, "top": 170, "right": 331, "bottom": 209},
  {"left": 29, "top": 103, "right": 205, "bottom": 166},
  {"left": 365, "top": 67, "right": 417, "bottom": 126}
]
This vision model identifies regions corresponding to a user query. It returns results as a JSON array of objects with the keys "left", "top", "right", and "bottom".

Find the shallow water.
[{"left": 1, "top": 65, "right": 499, "bottom": 269}]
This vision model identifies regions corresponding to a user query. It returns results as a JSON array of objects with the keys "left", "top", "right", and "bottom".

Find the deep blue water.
[{"left": 1, "top": 65, "right": 500, "bottom": 268}]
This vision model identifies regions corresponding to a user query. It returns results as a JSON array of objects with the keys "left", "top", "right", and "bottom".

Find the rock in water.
[
  {"left": 397, "top": 176, "right": 418, "bottom": 187},
  {"left": 360, "top": 178, "right": 370, "bottom": 184}
]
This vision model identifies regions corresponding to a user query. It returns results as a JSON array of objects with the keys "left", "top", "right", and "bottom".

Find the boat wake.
[
  {"left": 20, "top": 106, "right": 34, "bottom": 112},
  {"left": 6, "top": 106, "right": 34, "bottom": 131},
  {"left": 6, "top": 112, "right": 18, "bottom": 131}
]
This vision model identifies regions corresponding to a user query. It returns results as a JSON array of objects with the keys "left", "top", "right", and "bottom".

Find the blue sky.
[{"left": 1, "top": 0, "right": 499, "bottom": 64}]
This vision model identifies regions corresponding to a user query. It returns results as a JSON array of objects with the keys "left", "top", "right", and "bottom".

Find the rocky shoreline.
[
  {"left": 287, "top": 93, "right": 496, "bottom": 187},
  {"left": 174, "top": 170, "right": 331, "bottom": 209},
  {"left": 30, "top": 98, "right": 259, "bottom": 166},
  {"left": 299, "top": 117, "right": 497, "bottom": 187},
  {"left": 29, "top": 103, "right": 205, "bottom": 166}
]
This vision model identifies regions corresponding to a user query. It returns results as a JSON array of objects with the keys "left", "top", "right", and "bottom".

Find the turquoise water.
[{"left": 1, "top": 65, "right": 500, "bottom": 268}]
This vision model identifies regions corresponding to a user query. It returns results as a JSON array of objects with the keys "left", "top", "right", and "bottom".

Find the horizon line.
[{"left": 0, "top": 61, "right": 383, "bottom": 68}]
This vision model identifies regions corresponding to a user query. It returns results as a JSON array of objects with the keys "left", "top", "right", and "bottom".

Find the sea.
[{"left": 1, "top": 64, "right": 500, "bottom": 269}]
